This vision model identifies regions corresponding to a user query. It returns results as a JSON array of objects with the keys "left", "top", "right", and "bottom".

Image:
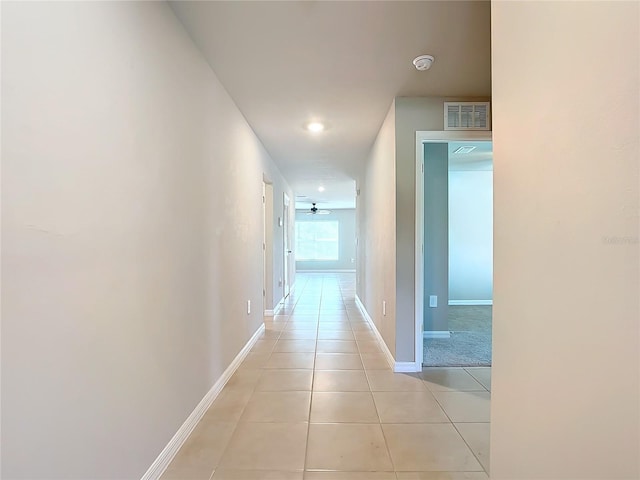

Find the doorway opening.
[
  {"left": 283, "top": 192, "right": 292, "bottom": 299},
  {"left": 415, "top": 132, "right": 493, "bottom": 368},
  {"left": 263, "top": 180, "right": 274, "bottom": 316},
  {"left": 293, "top": 197, "right": 357, "bottom": 274}
]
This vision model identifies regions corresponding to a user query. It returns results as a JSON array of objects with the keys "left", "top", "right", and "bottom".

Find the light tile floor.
[{"left": 162, "top": 273, "right": 491, "bottom": 480}]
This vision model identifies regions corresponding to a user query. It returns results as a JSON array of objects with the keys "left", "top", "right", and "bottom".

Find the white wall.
[
  {"left": 394, "top": 97, "right": 490, "bottom": 361},
  {"left": 295, "top": 208, "right": 356, "bottom": 271},
  {"left": 357, "top": 101, "right": 397, "bottom": 357},
  {"left": 448, "top": 170, "right": 493, "bottom": 302},
  {"left": 1, "top": 3, "right": 292, "bottom": 478},
  {"left": 359, "top": 97, "right": 491, "bottom": 361},
  {"left": 491, "top": 1, "right": 639, "bottom": 478}
]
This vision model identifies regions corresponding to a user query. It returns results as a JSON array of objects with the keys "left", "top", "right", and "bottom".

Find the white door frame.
[
  {"left": 283, "top": 192, "right": 291, "bottom": 298},
  {"left": 414, "top": 131, "right": 492, "bottom": 367}
]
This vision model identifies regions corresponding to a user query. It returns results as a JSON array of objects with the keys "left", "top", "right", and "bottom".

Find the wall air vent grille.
[{"left": 444, "top": 102, "right": 491, "bottom": 131}]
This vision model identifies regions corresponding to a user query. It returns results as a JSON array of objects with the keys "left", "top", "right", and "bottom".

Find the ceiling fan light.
[{"left": 307, "top": 202, "right": 331, "bottom": 215}]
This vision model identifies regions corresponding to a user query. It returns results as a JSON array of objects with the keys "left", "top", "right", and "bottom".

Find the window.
[{"left": 296, "top": 221, "right": 339, "bottom": 261}]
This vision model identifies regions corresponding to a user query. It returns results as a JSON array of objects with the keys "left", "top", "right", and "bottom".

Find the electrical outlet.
[
  {"left": 278, "top": 278, "right": 282, "bottom": 286},
  {"left": 383, "top": 300, "right": 387, "bottom": 316},
  {"left": 429, "top": 295, "right": 437, "bottom": 308},
  {"left": 247, "top": 300, "right": 251, "bottom": 314}
]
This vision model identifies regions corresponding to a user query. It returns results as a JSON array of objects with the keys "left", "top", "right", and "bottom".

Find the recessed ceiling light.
[
  {"left": 318, "top": 186, "right": 325, "bottom": 192},
  {"left": 306, "top": 122, "right": 325, "bottom": 133}
]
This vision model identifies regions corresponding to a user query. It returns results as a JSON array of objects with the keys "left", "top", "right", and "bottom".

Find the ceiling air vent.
[
  {"left": 444, "top": 102, "right": 491, "bottom": 131},
  {"left": 452, "top": 146, "right": 476, "bottom": 154}
]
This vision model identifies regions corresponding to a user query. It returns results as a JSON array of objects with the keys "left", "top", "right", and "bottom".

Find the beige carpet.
[{"left": 423, "top": 305, "right": 492, "bottom": 367}]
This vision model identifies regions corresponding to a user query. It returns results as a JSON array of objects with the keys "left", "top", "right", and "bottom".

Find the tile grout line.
[
  {"left": 358, "top": 327, "right": 398, "bottom": 474},
  {"left": 450, "top": 422, "right": 489, "bottom": 475},
  {"left": 347, "top": 282, "right": 397, "bottom": 468},
  {"left": 302, "top": 276, "right": 323, "bottom": 474},
  {"left": 208, "top": 315, "right": 281, "bottom": 479},
  {"left": 463, "top": 366, "right": 491, "bottom": 392},
  {"left": 285, "top": 275, "right": 315, "bottom": 475},
  {"left": 214, "top": 278, "right": 310, "bottom": 477},
  {"left": 194, "top": 275, "right": 489, "bottom": 478},
  {"left": 427, "top": 381, "right": 488, "bottom": 475}
]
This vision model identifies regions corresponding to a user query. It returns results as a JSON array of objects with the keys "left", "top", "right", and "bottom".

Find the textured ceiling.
[{"left": 170, "top": 1, "right": 492, "bottom": 207}]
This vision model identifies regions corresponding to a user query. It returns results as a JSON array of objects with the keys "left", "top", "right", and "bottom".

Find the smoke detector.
[{"left": 413, "top": 54, "right": 435, "bottom": 71}]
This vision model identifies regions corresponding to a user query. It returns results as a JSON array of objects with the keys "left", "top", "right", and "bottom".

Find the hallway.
[{"left": 162, "top": 273, "right": 491, "bottom": 479}]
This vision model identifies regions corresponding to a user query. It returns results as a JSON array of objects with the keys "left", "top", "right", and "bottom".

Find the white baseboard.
[
  {"left": 394, "top": 361, "right": 423, "bottom": 373},
  {"left": 423, "top": 331, "right": 451, "bottom": 339},
  {"left": 274, "top": 297, "right": 284, "bottom": 315},
  {"left": 355, "top": 296, "right": 421, "bottom": 373},
  {"left": 448, "top": 300, "right": 493, "bottom": 306},
  {"left": 264, "top": 297, "right": 285, "bottom": 317},
  {"left": 354, "top": 295, "right": 395, "bottom": 371},
  {"left": 141, "top": 323, "right": 265, "bottom": 480}
]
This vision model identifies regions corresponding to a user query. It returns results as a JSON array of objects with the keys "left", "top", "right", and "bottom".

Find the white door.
[{"left": 283, "top": 193, "right": 291, "bottom": 298}]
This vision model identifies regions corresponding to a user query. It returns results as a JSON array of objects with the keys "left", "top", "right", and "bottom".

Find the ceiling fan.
[{"left": 307, "top": 203, "right": 331, "bottom": 215}]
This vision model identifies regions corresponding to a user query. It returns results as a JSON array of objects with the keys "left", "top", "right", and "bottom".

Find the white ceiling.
[{"left": 170, "top": 1, "right": 492, "bottom": 207}]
